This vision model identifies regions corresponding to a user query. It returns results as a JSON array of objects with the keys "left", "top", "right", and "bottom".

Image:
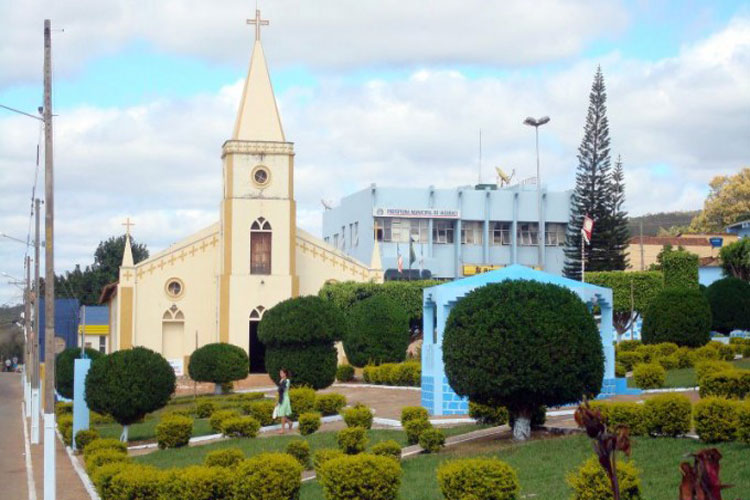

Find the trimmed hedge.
[
  {"left": 437, "top": 457, "right": 520, "bottom": 500},
  {"left": 313, "top": 448, "right": 345, "bottom": 474},
  {"left": 700, "top": 369, "right": 750, "bottom": 399},
  {"left": 57, "top": 414, "right": 73, "bottom": 446},
  {"left": 616, "top": 351, "right": 643, "bottom": 371},
  {"left": 155, "top": 414, "right": 193, "bottom": 449},
  {"left": 418, "top": 427, "right": 445, "bottom": 453},
  {"left": 196, "top": 400, "right": 217, "bottom": 418},
  {"left": 204, "top": 448, "right": 245, "bottom": 468},
  {"left": 695, "top": 360, "right": 733, "bottom": 386},
  {"left": 641, "top": 287, "right": 711, "bottom": 347},
  {"left": 370, "top": 440, "right": 401, "bottom": 462},
  {"left": 74, "top": 429, "right": 100, "bottom": 452},
  {"left": 468, "top": 402, "right": 509, "bottom": 426},
  {"left": 231, "top": 453, "right": 302, "bottom": 500},
  {"left": 90, "top": 462, "right": 128, "bottom": 498},
  {"left": 319, "top": 453, "right": 402, "bottom": 500},
  {"left": 342, "top": 404, "right": 374, "bottom": 429},
  {"left": 590, "top": 402, "right": 647, "bottom": 436},
  {"left": 106, "top": 464, "right": 164, "bottom": 500},
  {"left": 693, "top": 397, "right": 739, "bottom": 443},
  {"left": 705, "top": 277, "right": 750, "bottom": 334},
  {"left": 265, "top": 343, "right": 338, "bottom": 390},
  {"left": 643, "top": 393, "right": 692, "bottom": 437},
  {"left": 337, "top": 427, "right": 368, "bottom": 454},
  {"left": 85, "top": 448, "right": 131, "bottom": 473},
  {"left": 361, "top": 362, "right": 420, "bottom": 386},
  {"left": 298, "top": 412, "right": 322, "bottom": 436},
  {"left": 188, "top": 343, "right": 249, "bottom": 386},
  {"left": 738, "top": 402, "right": 750, "bottom": 444},
  {"left": 242, "top": 399, "right": 276, "bottom": 427},
  {"left": 336, "top": 364, "right": 355, "bottom": 382},
  {"left": 662, "top": 248, "right": 699, "bottom": 289},
  {"left": 289, "top": 387, "right": 316, "bottom": 419},
  {"left": 404, "top": 418, "right": 432, "bottom": 445},
  {"left": 632, "top": 363, "right": 665, "bottom": 389},
  {"left": 344, "top": 294, "right": 410, "bottom": 367},
  {"left": 617, "top": 340, "right": 642, "bottom": 352},
  {"left": 314, "top": 393, "right": 347, "bottom": 416},
  {"left": 221, "top": 416, "right": 260, "bottom": 438},
  {"left": 161, "top": 465, "right": 232, "bottom": 500},
  {"left": 83, "top": 438, "right": 127, "bottom": 458},
  {"left": 400, "top": 406, "right": 429, "bottom": 426},
  {"left": 286, "top": 439, "right": 311, "bottom": 468},
  {"left": 55, "top": 347, "right": 104, "bottom": 400},
  {"left": 567, "top": 456, "right": 641, "bottom": 500},
  {"left": 209, "top": 409, "right": 240, "bottom": 433}
]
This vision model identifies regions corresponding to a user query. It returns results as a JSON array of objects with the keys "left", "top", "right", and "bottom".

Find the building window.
[
  {"left": 333, "top": 233, "right": 339, "bottom": 248},
  {"left": 341, "top": 226, "right": 346, "bottom": 249},
  {"left": 461, "top": 221, "right": 483, "bottom": 245},
  {"left": 324, "top": 236, "right": 330, "bottom": 244},
  {"left": 433, "top": 220, "right": 455, "bottom": 244},
  {"left": 250, "top": 217, "right": 272, "bottom": 275},
  {"left": 518, "top": 223, "right": 539, "bottom": 246},
  {"left": 251, "top": 165, "right": 270, "bottom": 187},
  {"left": 545, "top": 223, "right": 566, "bottom": 246},
  {"left": 353, "top": 222, "right": 359, "bottom": 247},
  {"left": 99, "top": 336, "right": 106, "bottom": 354},
  {"left": 164, "top": 278, "right": 184, "bottom": 299},
  {"left": 491, "top": 222, "right": 512, "bottom": 245},
  {"left": 375, "top": 218, "right": 428, "bottom": 243}
]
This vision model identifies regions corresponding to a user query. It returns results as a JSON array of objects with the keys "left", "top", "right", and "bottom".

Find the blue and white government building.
[{"left": 322, "top": 183, "right": 573, "bottom": 279}]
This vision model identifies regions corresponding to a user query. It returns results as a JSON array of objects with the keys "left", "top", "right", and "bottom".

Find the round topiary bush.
[
  {"left": 418, "top": 427, "right": 445, "bottom": 453},
  {"left": 631, "top": 363, "right": 665, "bottom": 389},
  {"left": 437, "top": 457, "right": 520, "bottom": 500},
  {"left": 286, "top": 439, "right": 311, "bottom": 468},
  {"left": 55, "top": 347, "right": 104, "bottom": 399},
  {"left": 258, "top": 296, "right": 345, "bottom": 389},
  {"left": 443, "top": 280, "right": 604, "bottom": 440},
  {"left": 85, "top": 347, "right": 176, "bottom": 441},
  {"left": 337, "top": 427, "right": 368, "bottom": 454},
  {"left": 705, "top": 277, "right": 750, "bottom": 334},
  {"left": 74, "top": 429, "right": 100, "bottom": 452},
  {"left": 693, "top": 397, "right": 739, "bottom": 443},
  {"left": 187, "top": 343, "right": 249, "bottom": 391},
  {"left": 400, "top": 406, "right": 430, "bottom": 426},
  {"left": 343, "top": 294, "right": 410, "bottom": 368},
  {"left": 567, "top": 456, "right": 641, "bottom": 500},
  {"left": 319, "top": 453, "right": 402, "bottom": 500},
  {"left": 342, "top": 404, "right": 373, "bottom": 429},
  {"left": 336, "top": 364, "right": 355, "bottom": 382},
  {"left": 643, "top": 393, "right": 692, "bottom": 437},
  {"left": 641, "top": 287, "right": 711, "bottom": 347},
  {"left": 314, "top": 393, "right": 347, "bottom": 416},
  {"left": 232, "top": 453, "right": 302, "bottom": 500},
  {"left": 298, "top": 412, "right": 322, "bottom": 436},
  {"left": 155, "top": 414, "right": 193, "bottom": 449},
  {"left": 204, "top": 448, "right": 245, "bottom": 468},
  {"left": 313, "top": 448, "right": 345, "bottom": 474},
  {"left": 161, "top": 465, "right": 233, "bottom": 500},
  {"left": 468, "top": 402, "right": 509, "bottom": 426},
  {"left": 370, "top": 440, "right": 401, "bottom": 462}
]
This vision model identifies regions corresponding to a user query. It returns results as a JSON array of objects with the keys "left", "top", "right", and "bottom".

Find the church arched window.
[
  {"left": 249, "top": 305, "right": 266, "bottom": 320},
  {"left": 250, "top": 217, "right": 272, "bottom": 275}
]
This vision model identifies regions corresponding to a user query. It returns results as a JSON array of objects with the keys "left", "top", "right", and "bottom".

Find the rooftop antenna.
[{"left": 478, "top": 129, "right": 482, "bottom": 184}]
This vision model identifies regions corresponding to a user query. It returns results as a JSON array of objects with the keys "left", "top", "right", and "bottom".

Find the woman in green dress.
[{"left": 276, "top": 368, "right": 293, "bottom": 434}]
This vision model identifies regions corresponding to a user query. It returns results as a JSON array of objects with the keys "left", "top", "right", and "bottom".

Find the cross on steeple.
[
  {"left": 122, "top": 217, "right": 135, "bottom": 237},
  {"left": 246, "top": 9, "right": 269, "bottom": 41}
]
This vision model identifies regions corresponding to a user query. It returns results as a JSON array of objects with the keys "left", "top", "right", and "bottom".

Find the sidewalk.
[{"left": 0, "top": 373, "right": 91, "bottom": 500}]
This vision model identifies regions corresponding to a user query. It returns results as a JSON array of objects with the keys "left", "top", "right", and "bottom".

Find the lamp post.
[{"left": 523, "top": 116, "right": 550, "bottom": 271}]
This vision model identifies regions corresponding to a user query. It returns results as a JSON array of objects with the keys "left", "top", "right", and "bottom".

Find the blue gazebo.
[{"left": 421, "top": 264, "right": 628, "bottom": 416}]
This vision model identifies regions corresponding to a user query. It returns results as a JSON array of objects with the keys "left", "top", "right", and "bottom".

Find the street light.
[{"left": 523, "top": 116, "right": 550, "bottom": 271}]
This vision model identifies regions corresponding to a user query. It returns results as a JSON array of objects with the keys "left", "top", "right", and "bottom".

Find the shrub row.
[
  {"left": 699, "top": 368, "right": 750, "bottom": 399},
  {"left": 362, "top": 361, "right": 421, "bottom": 386}
]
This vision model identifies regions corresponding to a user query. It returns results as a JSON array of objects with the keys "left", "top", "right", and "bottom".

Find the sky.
[{"left": 1, "top": 0, "right": 749, "bottom": 306}]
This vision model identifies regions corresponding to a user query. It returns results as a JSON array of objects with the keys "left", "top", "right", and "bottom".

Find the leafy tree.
[
  {"left": 343, "top": 294, "right": 410, "bottom": 368},
  {"left": 661, "top": 248, "right": 699, "bottom": 289},
  {"left": 443, "top": 281, "right": 604, "bottom": 440},
  {"left": 585, "top": 271, "right": 663, "bottom": 337},
  {"left": 641, "top": 288, "right": 711, "bottom": 347},
  {"left": 188, "top": 343, "right": 249, "bottom": 393},
  {"left": 55, "top": 347, "right": 104, "bottom": 399},
  {"left": 690, "top": 168, "right": 750, "bottom": 232},
  {"left": 719, "top": 238, "right": 750, "bottom": 281},
  {"left": 607, "top": 155, "right": 630, "bottom": 270},
  {"left": 56, "top": 235, "right": 148, "bottom": 305},
  {"left": 704, "top": 277, "right": 750, "bottom": 333},
  {"left": 85, "top": 346, "right": 175, "bottom": 441},
  {"left": 564, "top": 67, "right": 627, "bottom": 278}
]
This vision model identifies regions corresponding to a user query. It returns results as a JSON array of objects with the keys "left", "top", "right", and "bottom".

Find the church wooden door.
[
  {"left": 162, "top": 321, "right": 184, "bottom": 362},
  {"left": 251, "top": 232, "right": 272, "bottom": 274},
  {"left": 248, "top": 320, "right": 266, "bottom": 373}
]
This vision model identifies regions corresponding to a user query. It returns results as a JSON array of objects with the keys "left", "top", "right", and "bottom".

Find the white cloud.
[{"left": 1, "top": 13, "right": 749, "bottom": 305}]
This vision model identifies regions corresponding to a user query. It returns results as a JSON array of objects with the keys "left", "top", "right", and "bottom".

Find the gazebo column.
[
  {"left": 600, "top": 299, "right": 615, "bottom": 380},
  {"left": 420, "top": 300, "right": 437, "bottom": 414}
]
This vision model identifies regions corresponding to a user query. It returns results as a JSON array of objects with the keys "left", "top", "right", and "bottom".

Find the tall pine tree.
[
  {"left": 564, "top": 66, "right": 624, "bottom": 279},
  {"left": 608, "top": 155, "right": 630, "bottom": 270}
]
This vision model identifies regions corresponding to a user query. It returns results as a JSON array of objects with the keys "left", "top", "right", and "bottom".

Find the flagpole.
[{"left": 581, "top": 231, "right": 585, "bottom": 282}]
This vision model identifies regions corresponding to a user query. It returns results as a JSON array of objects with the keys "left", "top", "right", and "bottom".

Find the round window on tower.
[
  {"left": 164, "top": 278, "right": 184, "bottom": 299},
  {"left": 252, "top": 166, "right": 270, "bottom": 187}
]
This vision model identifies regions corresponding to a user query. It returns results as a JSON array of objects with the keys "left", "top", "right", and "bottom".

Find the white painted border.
[
  {"left": 58, "top": 430, "right": 100, "bottom": 500},
  {"left": 642, "top": 387, "right": 698, "bottom": 394},
  {"left": 332, "top": 383, "right": 421, "bottom": 391},
  {"left": 21, "top": 403, "right": 37, "bottom": 500}
]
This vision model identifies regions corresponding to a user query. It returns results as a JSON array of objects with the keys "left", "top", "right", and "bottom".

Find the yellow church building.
[{"left": 101, "top": 12, "right": 382, "bottom": 374}]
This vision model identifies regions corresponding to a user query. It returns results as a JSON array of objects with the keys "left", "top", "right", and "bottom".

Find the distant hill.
[{"left": 628, "top": 210, "right": 701, "bottom": 237}]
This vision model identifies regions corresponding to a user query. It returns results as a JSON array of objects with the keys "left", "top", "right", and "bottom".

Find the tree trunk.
[
  {"left": 512, "top": 409, "right": 532, "bottom": 441},
  {"left": 120, "top": 425, "right": 129, "bottom": 443}
]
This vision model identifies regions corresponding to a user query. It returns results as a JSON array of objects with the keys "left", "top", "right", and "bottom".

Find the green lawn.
[
  {"left": 300, "top": 434, "right": 750, "bottom": 500},
  {"left": 628, "top": 358, "right": 750, "bottom": 389},
  {"left": 95, "top": 417, "right": 214, "bottom": 442},
  {"left": 134, "top": 424, "right": 483, "bottom": 469}
]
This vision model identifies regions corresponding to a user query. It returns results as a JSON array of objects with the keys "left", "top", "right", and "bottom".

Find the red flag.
[
  {"left": 582, "top": 215, "right": 594, "bottom": 244},
  {"left": 397, "top": 244, "right": 404, "bottom": 273}
]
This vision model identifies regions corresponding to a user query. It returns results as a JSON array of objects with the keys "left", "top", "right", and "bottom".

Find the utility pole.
[
  {"left": 24, "top": 256, "right": 31, "bottom": 414},
  {"left": 639, "top": 221, "right": 645, "bottom": 271},
  {"left": 42, "top": 18, "right": 56, "bottom": 500},
  {"left": 32, "top": 198, "right": 41, "bottom": 444}
]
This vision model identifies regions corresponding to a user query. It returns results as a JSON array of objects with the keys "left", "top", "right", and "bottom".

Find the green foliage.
[
  {"left": 700, "top": 369, "right": 749, "bottom": 399},
  {"left": 468, "top": 401, "right": 509, "bottom": 426},
  {"left": 57, "top": 414, "right": 73, "bottom": 446},
  {"left": 204, "top": 448, "right": 245, "bottom": 468},
  {"left": 344, "top": 294, "right": 410, "bottom": 367},
  {"left": 187, "top": 343, "right": 249, "bottom": 385},
  {"left": 314, "top": 393, "right": 347, "bottom": 416},
  {"left": 85, "top": 448, "right": 131, "bottom": 473},
  {"left": 83, "top": 438, "right": 127, "bottom": 458},
  {"left": 617, "top": 340, "right": 642, "bottom": 352},
  {"left": 693, "top": 397, "right": 739, "bottom": 443},
  {"left": 418, "top": 427, "right": 445, "bottom": 453},
  {"left": 196, "top": 400, "right": 217, "bottom": 418},
  {"left": 635, "top": 344, "right": 659, "bottom": 363},
  {"left": 337, "top": 427, "right": 368, "bottom": 454},
  {"left": 161, "top": 465, "right": 232, "bottom": 500},
  {"left": 661, "top": 247, "right": 699, "bottom": 289},
  {"left": 370, "top": 440, "right": 401, "bottom": 462},
  {"left": 404, "top": 418, "right": 432, "bottom": 445},
  {"left": 737, "top": 401, "right": 750, "bottom": 444},
  {"left": 90, "top": 462, "right": 127, "bottom": 498},
  {"left": 654, "top": 342, "right": 679, "bottom": 356},
  {"left": 342, "top": 404, "right": 373, "bottom": 429},
  {"left": 221, "top": 416, "right": 260, "bottom": 438},
  {"left": 313, "top": 448, "right": 345, "bottom": 474},
  {"left": 55, "top": 347, "right": 104, "bottom": 399},
  {"left": 359, "top": 361, "right": 420, "bottom": 386},
  {"left": 437, "top": 457, "right": 520, "bottom": 500},
  {"left": 318, "top": 453, "right": 402, "bottom": 500},
  {"left": 74, "top": 429, "right": 100, "bottom": 452},
  {"left": 155, "top": 414, "right": 193, "bottom": 449},
  {"left": 566, "top": 456, "right": 641, "bottom": 500},
  {"left": 242, "top": 399, "right": 275, "bottom": 427},
  {"left": 695, "top": 360, "right": 733, "bottom": 386},
  {"left": 657, "top": 354, "right": 679, "bottom": 370},
  {"left": 705, "top": 278, "right": 750, "bottom": 333},
  {"left": 55, "top": 401, "right": 73, "bottom": 416},
  {"left": 258, "top": 295, "right": 347, "bottom": 346},
  {"left": 675, "top": 347, "right": 696, "bottom": 368},
  {"left": 265, "top": 343, "right": 338, "bottom": 390},
  {"left": 335, "top": 364, "right": 355, "bottom": 382},
  {"left": 231, "top": 453, "right": 302, "bottom": 500},
  {"left": 616, "top": 351, "right": 643, "bottom": 371},
  {"left": 443, "top": 281, "right": 604, "bottom": 421},
  {"left": 298, "top": 412, "right": 322, "bottom": 436},
  {"left": 106, "top": 464, "right": 165, "bottom": 500},
  {"left": 643, "top": 393, "right": 692, "bottom": 437},
  {"left": 400, "top": 406, "right": 430, "bottom": 426},
  {"left": 286, "top": 439, "right": 311, "bottom": 468},
  {"left": 719, "top": 237, "right": 750, "bottom": 281},
  {"left": 632, "top": 363, "right": 665, "bottom": 389},
  {"left": 615, "top": 362, "right": 626, "bottom": 377},
  {"left": 585, "top": 271, "right": 663, "bottom": 334},
  {"left": 209, "top": 409, "right": 240, "bottom": 433},
  {"left": 694, "top": 345, "right": 719, "bottom": 361},
  {"left": 289, "top": 387, "right": 316, "bottom": 419},
  {"left": 641, "top": 287, "right": 711, "bottom": 347},
  {"left": 85, "top": 346, "right": 176, "bottom": 426},
  {"left": 590, "top": 401, "right": 647, "bottom": 436}
]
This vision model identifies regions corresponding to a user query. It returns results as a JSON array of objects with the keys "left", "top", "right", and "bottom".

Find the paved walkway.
[{"left": 0, "top": 373, "right": 90, "bottom": 500}]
